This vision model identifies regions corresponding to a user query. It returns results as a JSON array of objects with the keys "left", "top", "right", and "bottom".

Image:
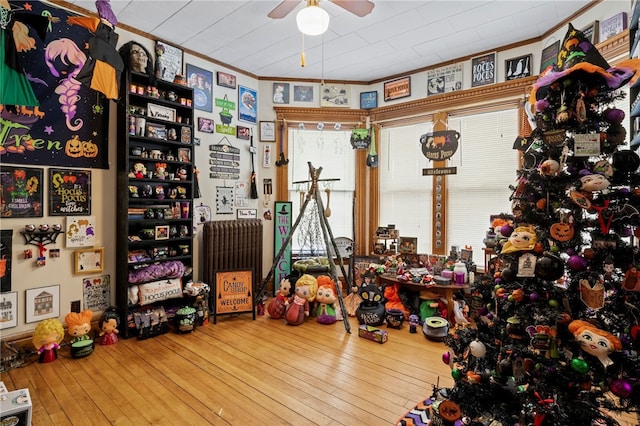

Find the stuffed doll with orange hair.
[
  {"left": 267, "top": 278, "right": 292, "bottom": 319},
  {"left": 568, "top": 319, "right": 622, "bottom": 368},
  {"left": 315, "top": 275, "right": 343, "bottom": 324}
]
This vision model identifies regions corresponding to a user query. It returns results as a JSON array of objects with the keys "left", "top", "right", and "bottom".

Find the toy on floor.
[
  {"left": 285, "top": 273, "right": 317, "bottom": 326},
  {"left": 32, "top": 318, "right": 64, "bottom": 363},
  {"left": 65, "top": 309, "right": 95, "bottom": 358},
  {"left": 98, "top": 308, "right": 120, "bottom": 345},
  {"left": 315, "top": 275, "right": 342, "bottom": 324},
  {"left": 267, "top": 278, "right": 292, "bottom": 319},
  {"left": 356, "top": 283, "right": 385, "bottom": 326}
]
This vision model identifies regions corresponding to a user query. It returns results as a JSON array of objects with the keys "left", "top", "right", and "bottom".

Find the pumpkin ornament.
[
  {"left": 65, "top": 135, "right": 84, "bottom": 158},
  {"left": 550, "top": 214, "right": 574, "bottom": 242}
]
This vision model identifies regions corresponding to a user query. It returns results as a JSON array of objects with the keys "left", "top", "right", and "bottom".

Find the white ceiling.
[{"left": 66, "top": 0, "right": 596, "bottom": 82}]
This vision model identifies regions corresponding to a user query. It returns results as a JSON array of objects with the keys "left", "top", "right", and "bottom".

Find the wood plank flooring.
[
  {"left": 2, "top": 312, "right": 454, "bottom": 425},
  {"left": 2, "top": 312, "right": 638, "bottom": 425}
]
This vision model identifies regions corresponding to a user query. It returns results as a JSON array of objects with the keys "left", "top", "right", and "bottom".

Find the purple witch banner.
[{"left": 0, "top": 1, "right": 109, "bottom": 169}]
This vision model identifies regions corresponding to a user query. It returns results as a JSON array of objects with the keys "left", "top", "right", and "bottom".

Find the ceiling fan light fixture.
[{"left": 296, "top": 5, "right": 330, "bottom": 36}]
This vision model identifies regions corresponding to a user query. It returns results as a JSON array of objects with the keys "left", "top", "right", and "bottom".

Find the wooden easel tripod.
[{"left": 258, "top": 162, "right": 352, "bottom": 333}]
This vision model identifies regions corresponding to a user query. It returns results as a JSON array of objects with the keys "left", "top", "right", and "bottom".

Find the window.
[
  {"left": 287, "top": 129, "right": 355, "bottom": 255},
  {"left": 447, "top": 109, "right": 519, "bottom": 268},
  {"left": 379, "top": 124, "right": 434, "bottom": 254},
  {"left": 379, "top": 109, "right": 519, "bottom": 268}
]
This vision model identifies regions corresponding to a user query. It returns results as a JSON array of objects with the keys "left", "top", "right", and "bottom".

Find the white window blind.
[
  {"left": 379, "top": 123, "right": 434, "bottom": 254},
  {"left": 287, "top": 129, "right": 355, "bottom": 254},
  {"left": 447, "top": 109, "right": 519, "bottom": 267}
]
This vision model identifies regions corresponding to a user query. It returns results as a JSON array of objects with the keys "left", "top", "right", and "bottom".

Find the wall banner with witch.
[{"left": 1, "top": 1, "right": 109, "bottom": 169}]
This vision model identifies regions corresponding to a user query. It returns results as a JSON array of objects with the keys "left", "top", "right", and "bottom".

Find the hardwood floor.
[
  {"left": 1, "top": 313, "right": 454, "bottom": 425},
  {"left": 3, "top": 312, "right": 638, "bottom": 425}
]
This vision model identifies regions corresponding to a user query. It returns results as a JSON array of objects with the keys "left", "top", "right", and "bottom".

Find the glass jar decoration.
[{"left": 453, "top": 262, "right": 468, "bottom": 284}]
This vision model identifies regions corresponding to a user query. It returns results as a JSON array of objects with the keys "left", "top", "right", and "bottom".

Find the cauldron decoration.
[
  {"left": 385, "top": 309, "right": 405, "bottom": 329},
  {"left": 70, "top": 339, "right": 95, "bottom": 358},
  {"left": 356, "top": 283, "right": 385, "bottom": 326},
  {"left": 423, "top": 316, "right": 449, "bottom": 342},
  {"left": 175, "top": 306, "right": 197, "bottom": 333}
]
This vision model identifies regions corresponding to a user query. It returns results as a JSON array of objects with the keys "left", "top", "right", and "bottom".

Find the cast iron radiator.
[{"left": 202, "top": 219, "right": 263, "bottom": 289}]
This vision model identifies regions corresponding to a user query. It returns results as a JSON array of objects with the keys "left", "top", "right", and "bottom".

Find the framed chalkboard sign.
[
  {"left": 49, "top": 169, "right": 91, "bottom": 216},
  {"left": 213, "top": 269, "right": 255, "bottom": 323}
]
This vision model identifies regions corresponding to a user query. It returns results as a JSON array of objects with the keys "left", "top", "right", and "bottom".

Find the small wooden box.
[{"left": 358, "top": 325, "right": 388, "bottom": 344}]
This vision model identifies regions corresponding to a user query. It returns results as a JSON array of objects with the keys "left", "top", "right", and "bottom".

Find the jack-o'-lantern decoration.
[
  {"left": 65, "top": 135, "right": 84, "bottom": 158},
  {"left": 82, "top": 141, "right": 99, "bottom": 158},
  {"left": 437, "top": 400, "right": 462, "bottom": 422},
  {"left": 550, "top": 221, "right": 574, "bottom": 242}
]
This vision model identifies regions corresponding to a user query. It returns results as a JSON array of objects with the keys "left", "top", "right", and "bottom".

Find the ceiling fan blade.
[
  {"left": 267, "top": 0, "right": 301, "bottom": 19},
  {"left": 330, "top": 0, "right": 374, "bottom": 17}
]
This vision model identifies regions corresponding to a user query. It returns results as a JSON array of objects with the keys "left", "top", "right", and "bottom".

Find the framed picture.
[
  {"left": 320, "top": 84, "right": 350, "bottom": 107},
  {"left": 25, "top": 284, "right": 60, "bottom": 323},
  {"left": 293, "top": 85, "right": 314, "bottom": 102},
  {"left": 178, "top": 147, "right": 191, "bottom": 163},
  {"left": 197, "top": 117, "right": 215, "bottom": 133},
  {"left": 237, "top": 126, "right": 251, "bottom": 140},
  {"left": 0, "top": 230, "right": 13, "bottom": 292},
  {"left": 0, "top": 166, "right": 44, "bottom": 218},
  {"left": 260, "top": 121, "right": 276, "bottom": 142},
  {"left": 273, "top": 201, "right": 292, "bottom": 294},
  {"left": 83, "top": 275, "right": 110, "bottom": 312},
  {"left": 540, "top": 40, "right": 560, "bottom": 73},
  {"left": 471, "top": 52, "right": 496, "bottom": 87},
  {"left": 155, "top": 225, "right": 169, "bottom": 240},
  {"left": 146, "top": 122, "right": 167, "bottom": 140},
  {"left": 186, "top": 63, "right": 213, "bottom": 112},
  {"left": 216, "top": 71, "right": 236, "bottom": 89},
  {"left": 238, "top": 86, "right": 257, "bottom": 123},
  {"left": 180, "top": 126, "right": 191, "bottom": 144},
  {"left": 581, "top": 20, "right": 599, "bottom": 44},
  {"left": 505, "top": 54, "right": 532, "bottom": 81},
  {"left": 147, "top": 103, "right": 176, "bottom": 121},
  {"left": 237, "top": 209, "right": 258, "bottom": 219},
  {"left": 384, "top": 76, "right": 411, "bottom": 101},
  {"left": 155, "top": 40, "right": 183, "bottom": 82},
  {"left": 599, "top": 12, "right": 627, "bottom": 42},
  {"left": 398, "top": 237, "right": 417, "bottom": 254},
  {"left": 360, "top": 91, "right": 377, "bottom": 109},
  {"left": 49, "top": 169, "right": 91, "bottom": 216},
  {"left": 74, "top": 247, "right": 104, "bottom": 275},
  {"left": 216, "top": 186, "right": 234, "bottom": 214},
  {"left": 427, "top": 63, "right": 463, "bottom": 96},
  {"left": 66, "top": 216, "right": 97, "bottom": 247},
  {"left": 0, "top": 292, "right": 18, "bottom": 329},
  {"left": 272, "top": 82, "right": 290, "bottom": 104}
]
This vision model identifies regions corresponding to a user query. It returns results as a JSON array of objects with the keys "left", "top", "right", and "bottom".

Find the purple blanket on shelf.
[{"left": 129, "top": 261, "right": 185, "bottom": 284}]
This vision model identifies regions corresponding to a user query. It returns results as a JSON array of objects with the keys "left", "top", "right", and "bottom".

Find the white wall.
[{"left": 2, "top": 0, "right": 627, "bottom": 338}]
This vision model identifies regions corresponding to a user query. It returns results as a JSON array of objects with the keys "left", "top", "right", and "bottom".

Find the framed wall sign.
[
  {"left": 212, "top": 269, "right": 255, "bottom": 323},
  {"left": 504, "top": 54, "right": 532, "bottom": 81},
  {"left": 471, "top": 52, "right": 496, "bottom": 87},
  {"left": 0, "top": 166, "right": 44, "bottom": 218},
  {"left": 540, "top": 40, "right": 560, "bottom": 73},
  {"left": 580, "top": 20, "right": 599, "bottom": 44},
  {"left": 320, "top": 84, "right": 350, "bottom": 107},
  {"left": 186, "top": 63, "right": 213, "bottom": 112},
  {"left": 74, "top": 247, "right": 104, "bottom": 274},
  {"left": 25, "top": 284, "right": 60, "bottom": 323},
  {"left": 238, "top": 86, "right": 257, "bottom": 123},
  {"left": 155, "top": 40, "right": 183, "bottom": 82},
  {"left": 384, "top": 77, "right": 411, "bottom": 101},
  {"left": 237, "top": 209, "right": 257, "bottom": 219},
  {"left": 272, "top": 82, "right": 290, "bottom": 104},
  {"left": 360, "top": 91, "right": 378, "bottom": 109},
  {"left": 260, "top": 121, "right": 276, "bottom": 142},
  {"left": 49, "top": 169, "right": 91, "bottom": 216},
  {"left": 216, "top": 71, "right": 236, "bottom": 89},
  {"left": 197, "top": 117, "right": 215, "bottom": 133}
]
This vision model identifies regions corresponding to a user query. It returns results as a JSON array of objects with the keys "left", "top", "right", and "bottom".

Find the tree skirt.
[{"left": 396, "top": 397, "right": 433, "bottom": 426}]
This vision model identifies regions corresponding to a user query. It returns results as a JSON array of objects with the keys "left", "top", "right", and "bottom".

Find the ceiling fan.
[{"left": 267, "top": 0, "right": 375, "bottom": 19}]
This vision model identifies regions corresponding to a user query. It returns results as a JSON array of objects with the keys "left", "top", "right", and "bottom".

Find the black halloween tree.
[{"left": 433, "top": 25, "right": 640, "bottom": 425}]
